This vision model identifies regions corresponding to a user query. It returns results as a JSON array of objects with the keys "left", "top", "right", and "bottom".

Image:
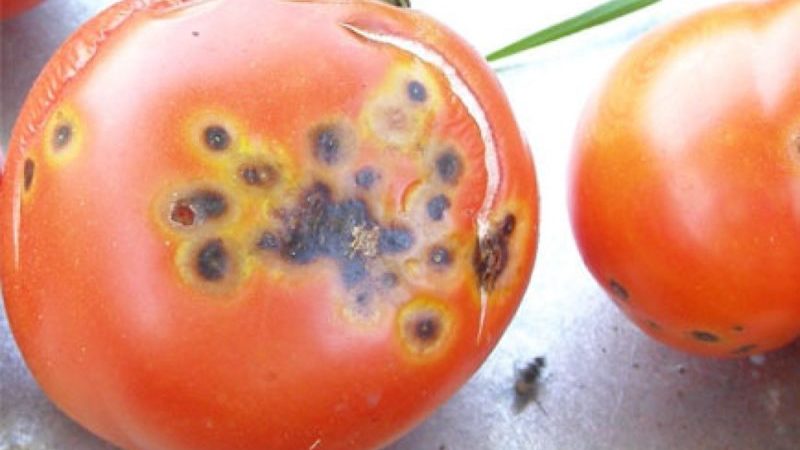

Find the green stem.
[{"left": 486, "top": 0, "right": 661, "bottom": 62}]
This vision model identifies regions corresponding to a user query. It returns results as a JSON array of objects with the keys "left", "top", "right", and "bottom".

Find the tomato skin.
[
  {"left": 570, "top": 0, "right": 800, "bottom": 358},
  {"left": 0, "top": 1, "right": 538, "bottom": 450},
  {"left": 0, "top": 0, "right": 43, "bottom": 19}
]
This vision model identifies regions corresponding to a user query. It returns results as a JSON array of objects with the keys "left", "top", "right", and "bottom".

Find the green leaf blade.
[{"left": 486, "top": 0, "right": 662, "bottom": 62}]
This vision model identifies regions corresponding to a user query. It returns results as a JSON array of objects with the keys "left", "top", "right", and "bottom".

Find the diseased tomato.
[
  {"left": 0, "top": 0, "right": 43, "bottom": 19},
  {"left": 0, "top": 1, "right": 538, "bottom": 449},
  {"left": 570, "top": 0, "right": 800, "bottom": 358}
]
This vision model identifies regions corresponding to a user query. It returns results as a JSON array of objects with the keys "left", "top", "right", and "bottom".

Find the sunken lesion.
[
  {"left": 690, "top": 330, "right": 720, "bottom": 343},
  {"left": 396, "top": 298, "right": 454, "bottom": 359},
  {"left": 473, "top": 213, "right": 516, "bottom": 292}
]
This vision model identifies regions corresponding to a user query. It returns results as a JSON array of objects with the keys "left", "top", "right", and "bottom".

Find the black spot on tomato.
[
  {"left": 732, "top": 325, "right": 745, "bottom": 333},
  {"left": 355, "top": 167, "right": 378, "bottom": 189},
  {"left": 53, "top": 124, "right": 72, "bottom": 150},
  {"left": 170, "top": 189, "right": 228, "bottom": 227},
  {"left": 473, "top": 214, "right": 515, "bottom": 292},
  {"left": 426, "top": 194, "right": 451, "bottom": 221},
  {"left": 196, "top": 238, "right": 228, "bottom": 281},
  {"left": 413, "top": 315, "right": 441, "bottom": 342},
  {"left": 340, "top": 257, "right": 368, "bottom": 287},
  {"left": 256, "top": 231, "right": 280, "bottom": 251},
  {"left": 23, "top": 159, "right": 35, "bottom": 192},
  {"left": 240, "top": 163, "right": 278, "bottom": 187},
  {"left": 691, "top": 330, "right": 720, "bottom": 343},
  {"left": 407, "top": 80, "right": 428, "bottom": 103},
  {"left": 312, "top": 126, "right": 343, "bottom": 165},
  {"left": 609, "top": 280, "right": 629, "bottom": 302},
  {"left": 645, "top": 320, "right": 662, "bottom": 331},
  {"left": 429, "top": 246, "right": 452, "bottom": 267},
  {"left": 435, "top": 150, "right": 463, "bottom": 184},
  {"left": 204, "top": 125, "right": 230, "bottom": 151}
]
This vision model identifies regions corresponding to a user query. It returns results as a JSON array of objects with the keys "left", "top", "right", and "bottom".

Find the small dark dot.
[
  {"left": 23, "top": 159, "right": 35, "bottom": 191},
  {"left": 381, "top": 272, "right": 399, "bottom": 288},
  {"left": 379, "top": 226, "right": 414, "bottom": 253},
  {"left": 429, "top": 246, "right": 452, "bottom": 266},
  {"left": 192, "top": 31, "right": 199, "bottom": 36},
  {"left": 501, "top": 214, "right": 516, "bottom": 236},
  {"left": 407, "top": 80, "right": 428, "bottom": 103},
  {"left": 414, "top": 316, "right": 440, "bottom": 342},
  {"left": 426, "top": 195, "right": 451, "bottom": 221},
  {"left": 645, "top": 320, "right": 662, "bottom": 330},
  {"left": 196, "top": 238, "right": 229, "bottom": 281},
  {"left": 691, "top": 330, "right": 720, "bottom": 343},
  {"left": 204, "top": 125, "right": 230, "bottom": 151},
  {"left": 240, "top": 163, "right": 278, "bottom": 187},
  {"left": 732, "top": 325, "right": 745, "bottom": 333},
  {"left": 435, "top": 150, "right": 463, "bottom": 184},
  {"left": 53, "top": 124, "right": 72, "bottom": 150},
  {"left": 355, "top": 292, "right": 370, "bottom": 306},
  {"left": 312, "top": 126, "right": 341, "bottom": 165},
  {"left": 732, "top": 344, "right": 758, "bottom": 355},
  {"left": 256, "top": 232, "right": 280, "bottom": 251},
  {"left": 355, "top": 167, "right": 378, "bottom": 189},
  {"left": 609, "top": 279, "right": 629, "bottom": 302}
]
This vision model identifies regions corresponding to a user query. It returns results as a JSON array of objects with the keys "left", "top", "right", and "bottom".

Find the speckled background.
[{"left": 2, "top": 1, "right": 799, "bottom": 449}]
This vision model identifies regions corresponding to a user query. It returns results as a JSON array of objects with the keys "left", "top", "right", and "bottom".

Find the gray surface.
[{"left": 2, "top": 1, "right": 799, "bottom": 450}]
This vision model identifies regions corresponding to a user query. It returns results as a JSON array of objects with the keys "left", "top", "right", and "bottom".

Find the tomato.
[
  {"left": 570, "top": 0, "right": 800, "bottom": 358},
  {"left": 0, "top": 1, "right": 538, "bottom": 449},
  {"left": 0, "top": 0, "right": 43, "bottom": 19}
]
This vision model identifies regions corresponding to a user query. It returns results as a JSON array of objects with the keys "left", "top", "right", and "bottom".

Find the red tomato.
[
  {"left": 0, "top": 1, "right": 538, "bottom": 449},
  {"left": 570, "top": 0, "right": 800, "bottom": 358},
  {"left": 0, "top": 0, "right": 43, "bottom": 19}
]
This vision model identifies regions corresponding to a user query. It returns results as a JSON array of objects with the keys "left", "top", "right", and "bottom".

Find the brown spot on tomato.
[
  {"left": 23, "top": 159, "right": 35, "bottom": 192},
  {"left": 381, "top": 272, "right": 399, "bottom": 288},
  {"left": 473, "top": 214, "right": 516, "bottom": 292},
  {"left": 609, "top": 280, "right": 629, "bottom": 302},
  {"left": 691, "top": 330, "right": 720, "bottom": 343},
  {"left": 203, "top": 125, "right": 231, "bottom": 151},
  {"left": 397, "top": 298, "right": 453, "bottom": 359},
  {"left": 645, "top": 320, "right": 661, "bottom": 331},
  {"left": 169, "top": 189, "right": 228, "bottom": 228},
  {"left": 732, "top": 325, "right": 745, "bottom": 333}
]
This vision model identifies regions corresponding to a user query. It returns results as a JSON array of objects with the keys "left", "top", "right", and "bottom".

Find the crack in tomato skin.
[
  {"left": 0, "top": 1, "right": 539, "bottom": 449},
  {"left": 472, "top": 213, "right": 516, "bottom": 292}
]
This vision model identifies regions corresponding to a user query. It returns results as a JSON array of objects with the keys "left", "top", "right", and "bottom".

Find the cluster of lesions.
[
  {"left": 154, "top": 58, "right": 513, "bottom": 361},
  {"left": 20, "top": 106, "right": 83, "bottom": 201},
  {"left": 605, "top": 278, "right": 761, "bottom": 356}
]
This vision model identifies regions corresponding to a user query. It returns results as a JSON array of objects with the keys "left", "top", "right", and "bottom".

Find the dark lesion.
[
  {"left": 23, "top": 159, "right": 35, "bottom": 192},
  {"left": 379, "top": 0, "right": 411, "bottom": 7},
  {"left": 435, "top": 150, "right": 463, "bottom": 185},
  {"left": 608, "top": 279, "right": 629, "bottom": 302},
  {"left": 203, "top": 125, "right": 231, "bottom": 151},
  {"left": 169, "top": 189, "right": 228, "bottom": 227},
  {"left": 473, "top": 214, "right": 516, "bottom": 292},
  {"left": 690, "top": 330, "right": 720, "bottom": 343},
  {"left": 196, "top": 238, "right": 229, "bottom": 282},
  {"left": 52, "top": 123, "right": 72, "bottom": 150},
  {"left": 239, "top": 163, "right": 278, "bottom": 188}
]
